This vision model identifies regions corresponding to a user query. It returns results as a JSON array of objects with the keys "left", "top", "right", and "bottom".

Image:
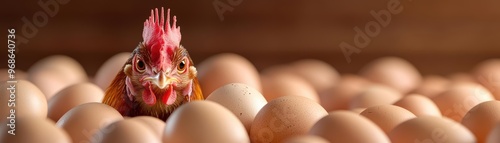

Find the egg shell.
[
  {"left": 261, "top": 73, "right": 319, "bottom": 102},
  {"left": 389, "top": 116, "right": 476, "bottom": 143},
  {"left": 56, "top": 102, "right": 123, "bottom": 143},
  {"left": 448, "top": 72, "right": 477, "bottom": 84},
  {"left": 289, "top": 59, "right": 340, "bottom": 93},
  {"left": 206, "top": 83, "right": 267, "bottom": 132},
  {"left": 393, "top": 94, "right": 442, "bottom": 117},
  {"left": 319, "top": 74, "right": 370, "bottom": 111},
  {"left": 28, "top": 55, "right": 88, "bottom": 99},
  {"left": 284, "top": 135, "right": 329, "bottom": 143},
  {"left": 93, "top": 119, "right": 160, "bottom": 143},
  {"left": 197, "top": 53, "right": 261, "bottom": 97},
  {"left": 360, "top": 105, "right": 416, "bottom": 134},
  {"left": 128, "top": 116, "right": 166, "bottom": 138},
  {"left": 432, "top": 82, "right": 494, "bottom": 122},
  {"left": 349, "top": 84, "right": 402, "bottom": 109},
  {"left": 412, "top": 75, "right": 450, "bottom": 98},
  {"left": 94, "top": 52, "right": 131, "bottom": 90},
  {"left": 0, "top": 69, "right": 28, "bottom": 81},
  {"left": 473, "top": 59, "right": 500, "bottom": 100},
  {"left": 0, "top": 118, "right": 71, "bottom": 143},
  {"left": 48, "top": 82, "right": 104, "bottom": 121},
  {"left": 309, "top": 111, "right": 390, "bottom": 143},
  {"left": 0, "top": 80, "right": 47, "bottom": 122},
  {"left": 487, "top": 123, "right": 500, "bottom": 143},
  {"left": 360, "top": 56, "right": 421, "bottom": 94},
  {"left": 163, "top": 101, "right": 249, "bottom": 143},
  {"left": 461, "top": 100, "right": 500, "bottom": 143},
  {"left": 250, "top": 96, "right": 328, "bottom": 143}
]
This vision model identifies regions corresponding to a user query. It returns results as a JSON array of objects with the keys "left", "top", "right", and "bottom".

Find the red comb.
[{"left": 142, "top": 7, "right": 181, "bottom": 70}]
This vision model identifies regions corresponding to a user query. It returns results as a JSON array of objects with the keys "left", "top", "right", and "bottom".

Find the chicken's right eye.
[{"left": 136, "top": 59, "right": 146, "bottom": 72}]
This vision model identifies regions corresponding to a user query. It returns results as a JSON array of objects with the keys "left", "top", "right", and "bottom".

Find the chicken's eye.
[
  {"left": 177, "top": 58, "right": 187, "bottom": 73},
  {"left": 136, "top": 59, "right": 146, "bottom": 72}
]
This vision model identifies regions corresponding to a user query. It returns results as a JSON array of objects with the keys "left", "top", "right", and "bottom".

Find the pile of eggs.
[{"left": 1, "top": 53, "right": 500, "bottom": 143}]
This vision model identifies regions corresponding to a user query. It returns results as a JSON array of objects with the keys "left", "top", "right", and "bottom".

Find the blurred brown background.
[{"left": 1, "top": 0, "right": 499, "bottom": 76}]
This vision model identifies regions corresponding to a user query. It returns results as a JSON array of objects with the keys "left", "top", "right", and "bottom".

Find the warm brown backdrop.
[{"left": 1, "top": 0, "right": 499, "bottom": 76}]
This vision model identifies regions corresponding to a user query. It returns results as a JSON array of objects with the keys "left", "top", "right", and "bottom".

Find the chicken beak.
[{"left": 145, "top": 72, "right": 177, "bottom": 89}]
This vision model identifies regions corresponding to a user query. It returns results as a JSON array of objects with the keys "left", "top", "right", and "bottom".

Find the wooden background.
[{"left": 1, "top": 0, "right": 500, "bottom": 76}]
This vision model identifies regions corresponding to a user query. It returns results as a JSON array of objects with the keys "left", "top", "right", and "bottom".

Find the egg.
[
  {"left": 94, "top": 52, "right": 131, "bottom": 90},
  {"left": 284, "top": 135, "right": 329, "bottom": 143},
  {"left": 319, "top": 74, "right": 370, "bottom": 111},
  {"left": 359, "top": 56, "right": 422, "bottom": 94},
  {"left": 309, "top": 111, "right": 390, "bottom": 143},
  {"left": 93, "top": 119, "right": 161, "bottom": 143},
  {"left": 393, "top": 94, "right": 442, "bottom": 117},
  {"left": 28, "top": 55, "right": 88, "bottom": 99},
  {"left": 432, "top": 82, "right": 494, "bottom": 122},
  {"left": 56, "top": 102, "right": 123, "bottom": 143},
  {"left": 206, "top": 83, "right": 267, "bottom": 132},
  {"left": 0, "top": 118, "right": 71, "bottom": 143},
  {"left": 289, "top": 59, "right": 340, "bottom": 93},
  {"left": 487, "top": 123, "right": 500, "bottom": 143},
  {"left": 128, "top": 116, "right": 165, "bottom": 138},
  {"left": 360, "top": 105, "right": 416, "bottom": 134},
  {"left": 47, "top": 82, "right": 104, "bottom": 121},
  {"left": 197, "top": 53, "right": 261, "bottom": 97},
  {"left": 0, "top": 69, "right": 28, "bottom": 81},
  {"left": 250, "top": 96, "right": 328, "bottom": 143},
  {"left": 0, "top": 80, "right": 47, "bottom": 123},
  {"left": 349, "top": 84, "right": 402, "bottom": 109},
  {"left": 461, "top": 100, "right": 500, "bottom": 143},
  {"left": 389, "top": 116, "right": 476, "bottom": 143},
  {"left": 412, "top": 75, "right": 450, "bottom": 98},
  {"left": 448, "top": 72, "right": 477, "bottom": 84},
  {"left": 261, "top": 73, "right": 319, "bottom": 102},
  {"left": 473, "top": 59, "right": 500, "bottom": 100},
  {"left": 163, "top": 101, "right": 249, "bottom": 143}
]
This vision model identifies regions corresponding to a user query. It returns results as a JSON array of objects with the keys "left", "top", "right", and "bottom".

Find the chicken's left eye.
[{"left": 177, "top": 58, "right": 187, "bottom": 73}]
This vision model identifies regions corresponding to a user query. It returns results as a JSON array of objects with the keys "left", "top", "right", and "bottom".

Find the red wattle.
[
  {"left": 142, "top": 83, "right": 157, "bottom": 105},
  {"left": 162, "top": 85, "right": 177, "bottom": 105}
]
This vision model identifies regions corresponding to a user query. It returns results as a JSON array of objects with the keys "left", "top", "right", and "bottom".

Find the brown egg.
[
  {"left": 360, "top": 56, "right": 422, "bottom": 93},
  {"left": 461, "top": 100, "right": 500, "bottom": 143},
  {"left": 393, "top": 94, "right": 442, "bottom": 117},
  {"left": 284, "top": 135, "right": 329, "bottom": 143},
  {"left": 28, "top": 55, "right": 88, "bottom": 99},
  {"left": 309, "top": 111, "right": 390, "bottom": 143},
  {"left": 473, "top": 59, "right": 500, "bottom": 100},
  {"left": 360, "top": 105, "right": 416, "bottom": 134},
  {"left": 432, "top": 82, "right": 494, "bottom": 122},
  {"left": 0, "top": 80, "right": 47, "bottom": 123},
  {"left": 93, "top": 119, "right": 161, "bottom": 143},
  {"left": 412, "top": 75, "right": 450, "bottom": 98},
  {"left": 448, "top": 72, "right": 477, "bottom": 84},
  {"left": 487, "top": 123, "right": 500, "bottom": 143},
  {"left": 319, "top": 74, "right": 370, "bottom": 111},
  {"left": 56, "top": 102, "right": 123, "bottom": 143},
  {"left": 0, "top": 118, "right": 71, "bottom": 143},
  {"left": 261, "top": 73, "right": 319, "bottom": 102},
  {"left": 163, "top": 101, "right": 249, "bottom": 143},
  {"left": 250, "top": 96, "right": 328, "bottom": 143},
  {"left": 289, "top": 59, "right": 340, "bottom": 93},
  {"left": 206, "top": 83, "right": 267, "bottom": 132},
  {"left": 389, "top": 116, "right": 476, "bottom": 143},
  {"left": 128, "top": 116, "right": 165, "bottom": 138},
  {"left": 47, "top": 82, "right": 104, "bottom": 121},
  {"left": 94, "top": 52, "right": 131, "bottom": 90},
  {"left": 0, "top": 69, "right": 28, "bottom": 81},
  {"left": 350, "top": 108, "right": 366, "bottom": 114},
  {"left": 197, "top": 53, "right": 261, "bottom": 97},
  {"left": 350, "top": 84, "right": 402, "bottom": 109}
]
